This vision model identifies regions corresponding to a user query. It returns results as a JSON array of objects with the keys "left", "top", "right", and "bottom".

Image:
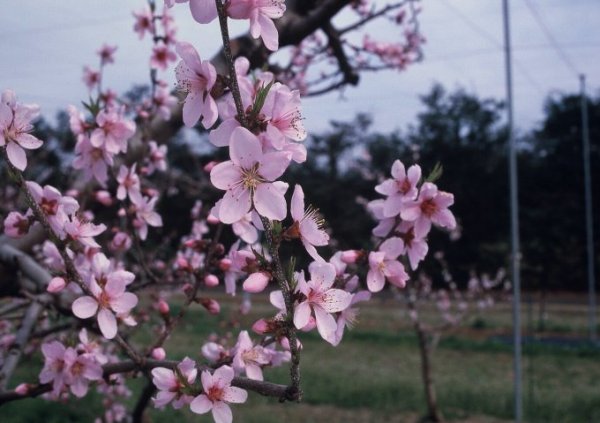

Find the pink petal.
[
  {"left": 190, "top": 394, "right": 212, "bottom": 414},
  {"left": 213, "top": 365, "right": 235, "bottom": 385},
  {"left": 97, "top": 308, "right": 117, "bottom": 339},
  {"left": 200, "top": 95, "right": 218, "bottom": 128},
  {"left": 367, "top": 269, "right": 385, "bottom": 292},
  {"left": 259, "top": 151, "right": 291, "bottom": 181},
  {"left": 302, "top": 240, "right": 324, "bottom": 263},
  {"left": 290, "top": 185, "right": 304, "bottom": 221},
  {"left": 391, "top": 160, "right": 406, "bottom": 179},
  {"left": 223, "top": 386, "right": 248, "bottom": 403},
  {"left": 189, "top": 0, "right": 218, "bottom": 24},
  {"left": 210, "top": 161, "right": 240, "bottom": 190},
  {"left": 400, "top": 202, "right": 421, "bottom": 221},
  {"left": 257, "top": 13, "right": 279, "bottom": 51},
  {"left": 72, "top": 296, "right": 99, "bottom": 319},
  {"left": 321, "top": 288, "right": 353, "bottom": 313},
  {"left": 313, "top": 305, "right": 337, "bottom": 340},
  {"left": 383, "top": 196, "right": 404, "bottom": 218},
  {"left": 375, "top": 179, "right": 397, "bottom": 196},
  {"left": 407, "top": 164, "right": 422, "bottom": 185},
  {"left": 244, "top": 364, "right": 263, "bottom": 381},
  {"left": 380, "top": 237, "right": 404, "bottom": 259},
  {"left": 209, "top": 118, "right": 239, "bottom": 147},
  {"left": 309, "top": 262, "right": 336, "bottom": 289},
  {"left": 152, "top": 368, "right": 176, "bottom": 390},
  {"left": 229, "top": 127, "right": 262, "bottom": 169},
  {"left": 219, "top": 187, "right": 251, "bottom": 224},
  {"left": 110, "top": 292, "right": 138, "bottom": 314},
  {"left": 269, "top": 290, "right": 285, "bottom": 311},
  {"left": 104, "top": 277, "right": 126, "bottom": 298},
  {"left": 212, "top": 401, "right": 233, "bottom": 423},
  {"left": 414, "top": 217, "right": 432, "bottom": 238},
  {"left": 175, "top": 41, "right": 203, "bottom": 72},
  {"left": 300, "top": 219, "right": 329, "bottom": 246},
  {"left": 6, "top": 142, "right": 27, "bottom": 171},
  {"left": 253, "top": 183, "right": 287, "bottom": 221},
  {"left": 183, "top": 92, "right": 203, "bottom": 127},
  {"left": 293, "top": 301, "right": 311, "bottom": 329},
  {"left": 15, "top": 133, "right": 43, "bottom": 149}
]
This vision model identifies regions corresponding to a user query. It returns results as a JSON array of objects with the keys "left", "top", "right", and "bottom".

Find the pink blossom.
[
  {"left": 39, "top": 341, "right": 69, "bottom": 396},
  {"left": 288, "top": 184, "right": 329, "bottom": 262},
  {"left": 367, "top": 237, "right": 409, "bottom": 292},
  {"left": 152, "top": 86, "right": 177, "bottom": 121},
  {"left": 151, "top": 45, "right": 177, "bottom": 71},
  {"left": 133, "top": 7, "right": 155, "bottom": 39},
  {"left": 210, "top": 127, "right": 290, "bottom": 224},
  {"left": 72, "top": 134, "right": 114, "bottom": 186},
  {"left": 72, "top": 272, "right": 138, "bottom": 339},
  {"left": 401, "top": 182, "right": 456, "bottom": 238},
  {"left": 375, "top": 160, "right": 421, "bottom": 217},
  {"left": 97, "top": 44, "right": 117, "bottom": 65},
  {"left": 151, "top": 357, "right": 197, "bottom": 409},
  {"left": 210, "top": 199, "right": 263, "bottom": 244},
  {"left": 190, "top": 365, "right": 247, "bottom": 423},
  {"left": 64, "top": 216, "right": 106, "bottom": 249},
  {"left": 395, "top": 221, "right": 428, "bottom": 270},
  {"left": 175, "top": 42, "right": 218, "bottom": 128},
  {"left": 26, "top": 181, "right": 79, "bottom": 238},
  {"left": 4, "top": 211, "right": 31, "bottom": 238},
  {"left": 116, "top": 164, "right": 142, "bottom": 202},
  {"left": 146, "top": 141, "right": 168, "bottom": 174},
  {"left": 232, "top": 331, "right": 270, "bottom": 380},
  {"left": 131, "top": 195, "right": 163, "bottom": 240},
  {"left": 227, "top": 0, "right": 286, "bottom": 51},
  {"left": 90, "top": 109, "right": 136, "bottom": 155},
  {"left": 0, "top": 90, "right": 43, "bottom": 171},
  {"left": 82, "top": 66, "right": 100, "bottom": 91},
  {"left": 110, "top": 232, "right": 132, "bottom": 252},
  {"left": 63, "top": 348, "right": 103, "bottom": 397},
  {"left": 367, "top": 198, "right": 397, "bottom": 237},
  {"left": 293, "top": 262, "right": 353, "bottom": 342}
]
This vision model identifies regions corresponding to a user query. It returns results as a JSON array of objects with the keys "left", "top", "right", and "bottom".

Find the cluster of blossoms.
[{"left": 0, "top": 2, "right": 448, "bottom": 423}]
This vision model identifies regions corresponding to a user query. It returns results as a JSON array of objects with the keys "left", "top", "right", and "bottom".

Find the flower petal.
[
  {"left": 72, "top": 296, "right": 99, "bottom": 319},
  {"left": 97, "top": 308, "right": 117, "bottom": 339},
  {"left": 253, "top": 183, "right": 287, "bottom": 221}
]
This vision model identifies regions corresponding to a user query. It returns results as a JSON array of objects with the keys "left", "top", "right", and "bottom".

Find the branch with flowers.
[{"left": 0, "top": 2, "right": 455, "bottom": 423}]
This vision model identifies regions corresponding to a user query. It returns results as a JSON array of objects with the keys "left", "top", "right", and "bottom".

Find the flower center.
[
  {"left": 398, "top": 178, "right": 412, "bottom": 195},
  {"left": 420, "top": 199, "right": 437, "bottom": 217},
  {"left": 40, "top": 198, "right": 59, "bottom": 216},
  {"left": 240, "top": 163, "right": 264, "bottom": 191},
  {"left": 206, "top": 386, "right": 224, "bottom": 402}
]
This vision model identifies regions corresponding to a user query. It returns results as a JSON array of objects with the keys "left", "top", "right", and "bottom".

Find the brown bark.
[{"left": 415, "top": 321, "right": 444, "bottom": 423}]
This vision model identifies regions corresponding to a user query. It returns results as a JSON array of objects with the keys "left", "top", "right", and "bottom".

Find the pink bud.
[
  {"left": 151, "top": 347, "right": 166, "bottom": 360},
  {"left": 4, "top": 212, "right": 30, "bottom": 238},
  {"left": 204, "top": 274, "right": 219, "bottom": 287},
  {"left": 218, "top": 258, "right": 231, "bottom": 271},
  {"left": 200, "top": 298, "right": 220, "bottom": 315},
  {"left": 242, "top": 272, "right": 271, "bottom": 293},
  {"left": 66, "top": 189, "right": 79, "bottom": 197},
  {"left": 203, "top": 161, "right": 217, "bottom": 172},
  {"left": 252, "top": 319, "right": 269, "bottom": 334},
  {"left": 341, "top": 250, "right": 359, "bottom": 264},
  {"left": 207, "top": 214, "right": 220, "bottom": 225},
  {"left": 47, "top": 277, "right": 66, "bottom": 293},
  {"left": 14, "top": 383, "right": 29, "bottom": 395},
  {"left": 157, "top": 300, "right": 170, "bottom": 314},
  {"left": 117, "top": 208, "right": 127, "bottom": 217},
  {"left": 94, "top": 190, "right": 113, "bottom": 206},
  {"left": 176, "top": 257, "right": 190, "bottom": 271}
]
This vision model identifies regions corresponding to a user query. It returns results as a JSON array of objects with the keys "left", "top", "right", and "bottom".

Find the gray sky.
[{"left": 1, "top": 0, "right": 599, "bottom": 135}]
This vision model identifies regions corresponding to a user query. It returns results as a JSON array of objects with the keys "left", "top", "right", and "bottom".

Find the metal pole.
[
  {"left": 580, "top": 74, "right": 597, "bottom": 344},
  {"left": 502, "top": 0, "right": 522, "bottom": 421}
]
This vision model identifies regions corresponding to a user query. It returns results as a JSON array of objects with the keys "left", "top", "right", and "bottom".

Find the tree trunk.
[{"left": 415, "top": 322, "right": 444, "bottom": 423}]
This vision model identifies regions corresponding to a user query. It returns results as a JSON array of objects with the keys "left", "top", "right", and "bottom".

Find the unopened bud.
[
  {"left": 341, "top": 250, "right": 360, "bottom": 264},
  {"left": 151, "top": 347, "right": 166, "bottom": 360},
  {"left": 204, "top": 274, "right": 219, "bottom": 287},
  {"left": 157, "top": 300, "right": 170, "bottom": 315},
  {"left": 47, "top": 277, "right": 66, "bottom": 293},
  {"left": 242, "top": 272, "right": 271, "bottom": 293}
]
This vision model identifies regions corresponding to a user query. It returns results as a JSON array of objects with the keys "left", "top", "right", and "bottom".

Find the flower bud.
[
  {"left": 242, "top": 272, "right": 271, "bottom": 293},
  {"left": 151, "top": 347, "right": 166, "bottom": 360},
  {"left": 218, "top": 258, "right": 232, "bottom": 271},
  {"left": 157, "top": 300, "right": 170, "bottom": 315},
  {"left": 200, "top": 298, "right": 220, "bottom": 315},
  {"left": 252, "top": 319, "right": 269, "bottom": 335},
  {"left": 15, "top": 383, "right": 29, "bottom": 395},
  {"left": 47, "top": 277, "right": 66, "bottom": 293},
  {"left": 341, "top": 250, "right": 359, "bottom": 264},
  {"left": 204, "top": 274, "right": 219, "bottom": 287}
]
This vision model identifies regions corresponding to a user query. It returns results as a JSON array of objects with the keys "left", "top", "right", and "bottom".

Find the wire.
[
  {"left": 440, "top": 0, "right": 546, "bottom": 95},
  {"left": 521, "top": 0, "right": 580, "bottom": 77}
]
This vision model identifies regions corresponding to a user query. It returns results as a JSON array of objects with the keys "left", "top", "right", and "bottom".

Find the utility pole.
[
  {"left": 580, "top": 74, "right": 597, "bottom": 344},
  {"left": 502, "top": 0, "right": 522, "bottom": 421}
]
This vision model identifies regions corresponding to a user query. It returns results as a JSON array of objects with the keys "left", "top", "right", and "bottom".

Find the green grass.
[{"left": 1, "top": 295, "right": 599, "bottom": 422}]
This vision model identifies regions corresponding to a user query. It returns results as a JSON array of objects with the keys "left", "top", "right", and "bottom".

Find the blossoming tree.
[{"left": 0, "top": 1, "right": 459, "bottom": 423}]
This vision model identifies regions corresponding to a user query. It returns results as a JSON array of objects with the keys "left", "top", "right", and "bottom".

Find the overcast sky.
[{"left": 1, "top": 0, "right": 599, "bottom": 135}]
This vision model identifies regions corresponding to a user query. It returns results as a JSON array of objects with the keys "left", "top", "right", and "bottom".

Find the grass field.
[{"left": 1, "top": 293, "right": 599, "bottom": 422}]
